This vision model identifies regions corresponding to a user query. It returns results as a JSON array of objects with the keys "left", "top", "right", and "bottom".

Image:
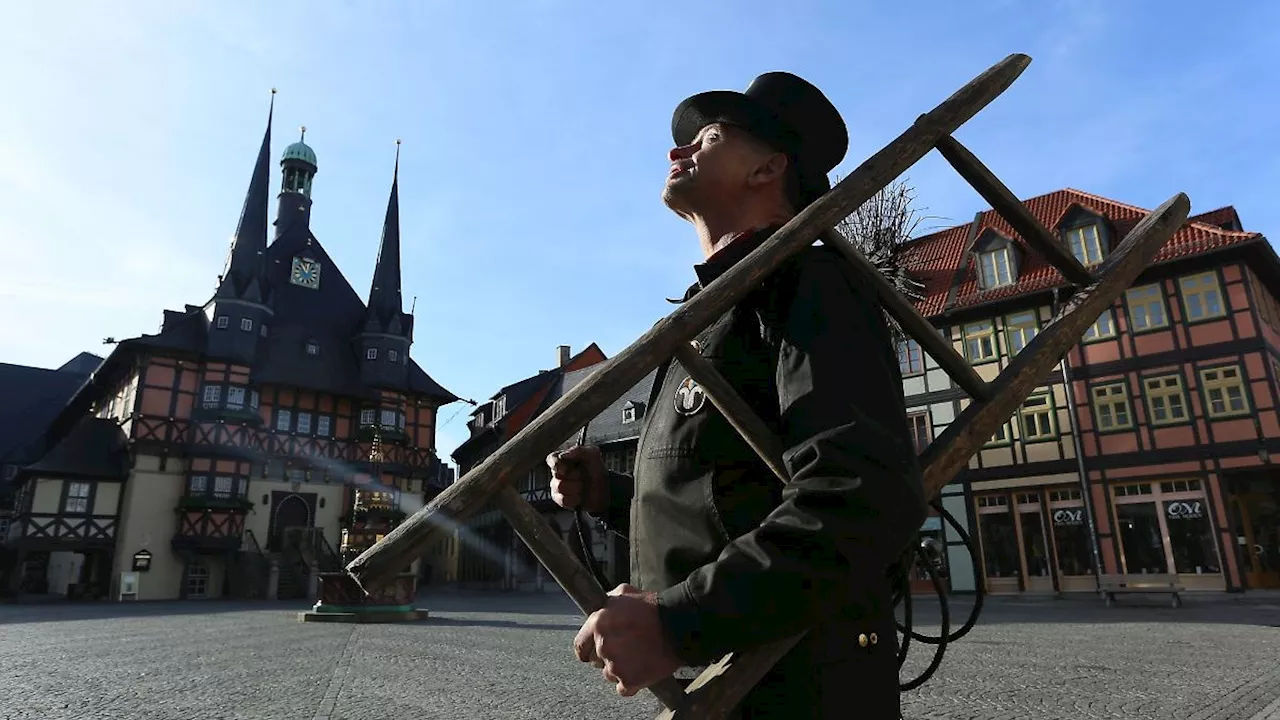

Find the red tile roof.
[{"left": 896, "top": 188, "right": 1263, "bottom": 318}]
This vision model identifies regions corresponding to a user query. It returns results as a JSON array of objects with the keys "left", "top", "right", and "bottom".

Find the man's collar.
[{"left": 666, "top": 225, "right": 781, "bottom": 305}]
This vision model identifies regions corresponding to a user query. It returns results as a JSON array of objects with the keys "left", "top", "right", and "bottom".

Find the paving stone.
[{"left": 0, "top": 591, "right": 1275, "bottom": 719}]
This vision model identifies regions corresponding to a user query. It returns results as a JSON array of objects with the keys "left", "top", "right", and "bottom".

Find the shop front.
[
  {"left": 1109, "top": 478, "right": 1224, "bottom": 591},
  {"left": 1227, "top": 470, "right": 1280, "bottom": 590},
  {"left": 973, "top": 484, "right": 1099, "bottom": 594}
]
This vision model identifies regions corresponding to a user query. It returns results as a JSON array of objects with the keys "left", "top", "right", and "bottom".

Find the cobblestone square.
[{"left": 0, "top": 591, "right": 1277, "bottom": 719}]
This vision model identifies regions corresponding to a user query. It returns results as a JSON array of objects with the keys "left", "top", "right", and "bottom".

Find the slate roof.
[
  {"left": 0, "top": 354, "right": 102, "bottom": 497},
  {"left": 896, "top": 188, "right": 1264, "bottom": 318},
  {"left": 565, "top": 365, "right": 658, "bottom": 447},
  {"left": 18, "top": 417, "right": 130, "bottom": 482}
]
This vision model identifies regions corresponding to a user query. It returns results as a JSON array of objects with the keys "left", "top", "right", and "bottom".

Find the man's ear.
[{"left": 747, "top": 151, "right": 790, "bottom": 190}]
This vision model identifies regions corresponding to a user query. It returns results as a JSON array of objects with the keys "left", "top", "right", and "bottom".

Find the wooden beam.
[
  {"left": 344, "top": 52, "right": 1033, "bottom": 593},
  {"left": 673, "top": 343, "right": 788, "bottom": 483},
  {"left": 935, "top": 135, "right": 1095, "bottom": 287},
  {"left": 660, "top": 192, "right": 1189, "bottom": 719},
  {"left": 491, "top": 485, "right": 690, "bottom": 710},
  {"left": 819, "top": 229, "right": 992, "bottom": 401}
]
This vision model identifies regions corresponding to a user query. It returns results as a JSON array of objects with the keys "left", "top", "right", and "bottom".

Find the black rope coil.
[{"left": 894, "top": 499, "right": 985, "bottom": 691}]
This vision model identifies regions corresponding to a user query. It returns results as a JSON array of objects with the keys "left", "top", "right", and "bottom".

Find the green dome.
[{"left": 282, "top": 141, "right": 317, "bottom": 167}]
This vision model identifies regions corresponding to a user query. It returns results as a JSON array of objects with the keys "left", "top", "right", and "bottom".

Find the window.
[
  {"left": 188, "top": 475, "right": 208, "bottom": 495},
  {"left": 305, "top": 340, "right": 319, "bottom": 356},
  {"left": 1143, "top": 375, "right": 1188, "bottom": 425},
  {"left": 907, "top": 412, "right": 930, "bottom": 453},
  {"left": 963, "top": 321, "right": 997, "bottom": 362},
  {"left": 897, "top": 338, "right": 924, "bottom": 375},
  {"left": 226, "top": 386, "right": 246, "bottom": 409},
  {"left": 360, "top": 408, "right": 377, "bottom": 426},
  {"left": 1091, "top": 382, "right": 1132, "bottom": 430},
  {"left": 1199, "top": 365, "right": 1249, "bottom": 418},
  {"left": 1082, "top": 310, "right": 1116, "bottom": 341},
  {"left": 1066, "top": 225, "right": 1104, "bottom": 266},
  {"left": 276, "top": 409, "right": 292, "bottom": 432},
  {"left": 240, "top": 317, "right": 254, "bottom": 332},
  {"left": 381, "top": 409, "right": 398, "bottom": 427},
  {"left": 1180, "top": 272, "right": 1225, "bottom": 321},
  {"left": 260, "top": 323, "right": 269, "bottom": 337},
  {"left": 250, "top": 390, "right": 260, "bottom": 409},
  {"left": 1005, "top": 311, "right": 1038, "bottom": 355},
  {"left": 63, "top": 482, "right": 91, "bottom": 514},
  {"left": 1126, "top": 284, "right": 1167, "bottom": 331},
  {"left": 215, "top": 316, "right": 229, "bottom": 329},
  {"left": 213, "top": 476, "right": 234, "bottom": 498},
  {"left": 622, "top": 405, "right": 637, "bottom": 424},
  {"left": 1020, "top": 394, "right": 1055, "bottom": 440},
  {"left": 388, "top": 349, "right": 398, "bottom": 363},
  {"left": 186, "top": 562, "right": 209, "bottom": 599},
  {"left": 493, "top": 395, "right": 507, "bottom": 419},
  {"left": 366, "top": 348, "right": 378, "bottom": 360},
  {"left": 316, "top": 415, "right": 332, "bottom": 437},
  {"left": 987, "top": 421, "right": 1012, "bottom": 446},
  {"left": 296, "top": 412, "right": 312, "bottom": 434},
  {"left": 202, "top": 385, "right": 221, "bottom": 407},
  {"left": 978, "top": 248, "right": 1014, "bottom": 288}
]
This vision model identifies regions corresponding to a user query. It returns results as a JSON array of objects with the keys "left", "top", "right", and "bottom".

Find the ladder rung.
[
  {"left": 935, "top": 135, "right": 1095, "bottom": 287},
  {"left": 673, "top": 343, "right": 789, "bottom": 483},
  {"left": 919, "top": 192, "right": 1189, "bottom": 498},
  {"left": 819, "top": 230, "right": 993, "bottom": 403}
]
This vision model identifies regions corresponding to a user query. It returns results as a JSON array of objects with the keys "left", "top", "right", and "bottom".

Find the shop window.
[
  {"left": 976, "top": 495, "right": 1019, "bottom": 578},
  {"left": 1126, "top": 284, "right": 1168, "bottom": 331},
  {"left": 1065, "top": 224, "right": 1105, "bottom": 267},
  {"left": 1160, "top": 479, "right": 1201, "bottom": 493},
  {"left": 1019, "top": 393, "right": 1055, "bottom": 441},
  {"left": 1015, "top": 493, "right": 1051, "bottom": 578},
  {"left": 1179, "top": 271, "right": 1225, "bottom": 321},
  {"left": 978, "top": 247, "right": 1014, "bottom": 288},
  {"left": 1091, "top": 382, "right": 1132, "bottom": 431},
  {"left": 1164, "top": 497, "right": 1221, "bottom": 574},
  {"left": 1115, "top": 501, "right": 1167, "bottom": 574},
  {"left": 1142, "top": 374, "right": 1188, "bottom": 426},
  {"left": 1112, "top": 480, "right": 1222, "bottom": 577},
  {"left": 1048, "top": 489, "right": 1095, "bottom": 576},
  {"left": 963, "top": 320, "right": 998, "bottom": 362},
  {"left": 1199, "top": 365, "right": 1249, "bottom": 418},
  {"left": 897, "top": 337, "right": 924, "bottom": 376},
  {"left": 1005, "top": 310, "right": 1039, "bottom": 355},
  {"left": 907, "top": 412, "right": 931, "bottom": 454}
]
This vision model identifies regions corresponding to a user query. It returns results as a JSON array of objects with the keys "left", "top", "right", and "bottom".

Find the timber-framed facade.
[
  {"left": 897, "top": 188, "right": 1280, "bottom": 595},
  {"left": 3, "top": 99, "right": 457, "bottom": 602}
]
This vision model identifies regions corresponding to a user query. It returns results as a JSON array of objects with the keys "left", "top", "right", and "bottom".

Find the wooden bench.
[{"left": 1098, "top": 574, "right": 1185, "bottom": 608}]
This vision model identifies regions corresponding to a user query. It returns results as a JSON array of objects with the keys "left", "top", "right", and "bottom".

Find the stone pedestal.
[{"left": 297, "top": 572, "right": 429, "bottom": 623}]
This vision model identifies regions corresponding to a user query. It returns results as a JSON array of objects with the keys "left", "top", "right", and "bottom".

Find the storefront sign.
[
  {"left": 1165, "top": 500, "right": 1205, "bottom": 521},
  {"left": 131, "top": 549, "right": 152, "bottom": 572},
  {"left": 1052, "top": 508, "right": 1085, "bottom": 526}
]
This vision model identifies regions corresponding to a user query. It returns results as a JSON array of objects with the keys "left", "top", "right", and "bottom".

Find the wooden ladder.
[{"left": 345, "top": 52, "right": 1190, "bottom": 719}]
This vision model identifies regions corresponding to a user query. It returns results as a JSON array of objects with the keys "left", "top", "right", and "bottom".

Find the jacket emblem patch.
[{"left": 674, "top": 376, "right": 707, "bottom": 416}]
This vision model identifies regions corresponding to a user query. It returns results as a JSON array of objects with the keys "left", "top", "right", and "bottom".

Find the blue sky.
[{"left": 1, "top": 1, "right": 1276, "bottom": 466}]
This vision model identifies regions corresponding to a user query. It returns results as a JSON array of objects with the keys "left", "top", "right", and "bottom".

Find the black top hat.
[{"left": 671, "top": 72, "right": 848, "bottom": 209}]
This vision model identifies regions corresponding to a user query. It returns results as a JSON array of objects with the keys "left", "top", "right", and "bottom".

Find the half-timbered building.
[
  {"left": 897, "top": 188, "right": 1280, "bottom": 596},
  {"left": 3, "top": 98, "right": 457, "bottom": 601},
  {"left": 451, "top": 344, "right": 607, "bottom": 590}
]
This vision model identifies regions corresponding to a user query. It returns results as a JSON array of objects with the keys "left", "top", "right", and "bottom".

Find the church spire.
[
  {"left": 366, "top": 140, "right": 403, "bottom": 326},
  {"left": 217, "top": 89, "right": 274, "bottom": 301}
]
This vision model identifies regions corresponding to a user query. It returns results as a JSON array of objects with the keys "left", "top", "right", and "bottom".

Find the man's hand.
[
  {"left": 573, "top": 584, "right": 683, "bottom": 697},
  {"left": 547, "top": 445, "right": 608, "bottom": 514}
]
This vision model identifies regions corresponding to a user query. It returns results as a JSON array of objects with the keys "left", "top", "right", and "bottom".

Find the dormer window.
[
  {"left": 1065, "top": 224, "right": 1105, "bottom": 266},
  {"left": 493, "top": 395, "right": 507, "bottom": 420},
  {"left": 240, "top": 318, "right": 254, "bottom": 332},
  {"left": 215, "top": 316, "right": 229, "bottom": 329},
  {"left": 366, "top": 348, "right": 378, "bottom": 361},
  {"left": 305, "top": 340, "right": 319, "bottom": 356},
  {"left": 388, "top": 349, "right": 398, "bottom": 363},
  {"left": 622, "top": 400, "right": 646, "bottom": 424},
  {"left": 978, "top": 248, "right": 1014, "bottom": 289}
]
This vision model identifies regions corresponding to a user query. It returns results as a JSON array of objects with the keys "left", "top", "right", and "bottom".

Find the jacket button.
[
  {"left": 870, "top": 632, "right": 879, "bottom": 646},
  {"left": 858, "top": 633, "right": 868, "bottom": 647},
  {"left": 689, "top": 340, "right": 702, "bottom": 352}
]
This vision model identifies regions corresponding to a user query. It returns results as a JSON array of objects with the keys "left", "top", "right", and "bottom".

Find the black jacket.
[{"left": 593, "top": 227, "right": 927, "bottom": 717}]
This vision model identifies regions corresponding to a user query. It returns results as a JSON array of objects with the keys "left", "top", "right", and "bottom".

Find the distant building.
[
  {"left": 1, "top": 99, "right": 457, "bottom": 601},
  {"left": 896, "top": 188, "right": 1280, "bottom": 595}
]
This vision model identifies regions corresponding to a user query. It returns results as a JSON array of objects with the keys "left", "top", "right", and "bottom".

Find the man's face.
[{"left": 662, "top": 122, "right": 781, "bottom": 217}]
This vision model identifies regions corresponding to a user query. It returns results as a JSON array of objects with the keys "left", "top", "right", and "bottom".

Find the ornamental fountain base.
[{"left": 298, "top": 572, "right": 429, "bottom": 623}]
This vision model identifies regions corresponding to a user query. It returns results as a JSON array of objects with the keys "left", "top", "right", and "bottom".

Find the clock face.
[{"left": 290, "top": 256, "right": 321, "bottom": 289}]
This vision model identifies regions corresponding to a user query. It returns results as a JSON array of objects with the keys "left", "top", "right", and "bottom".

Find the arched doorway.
[{"left": 269, "top": 494, "right": 313, "bottom": 551}]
